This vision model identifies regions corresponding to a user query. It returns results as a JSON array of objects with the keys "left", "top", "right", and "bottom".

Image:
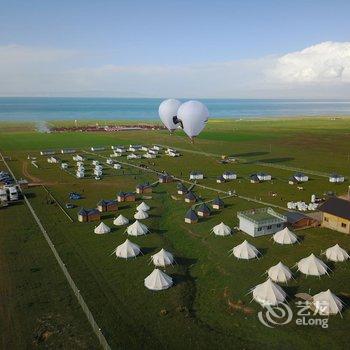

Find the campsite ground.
[{"left": 1, "top": 117, "right": 350, "bottom": 349}]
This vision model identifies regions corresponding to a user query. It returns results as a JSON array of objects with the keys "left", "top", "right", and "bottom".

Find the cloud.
[
  {"left": 267, "top": 41, "right": 350, "bottom": 83},
  {"left": 0, "top": 42, "right": 350, "bottom": 97}
]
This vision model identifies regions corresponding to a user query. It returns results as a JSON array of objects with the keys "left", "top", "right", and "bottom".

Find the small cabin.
[
  {"left": 329, "top": 174, "right": 345, "bottom": 183},
  {"left": 185, "top": 209, "right": 198, "bottom": 224},
  {"left": 288, "top": 176, "right": 299, "bottom": 185},
  {"left": 223, "top": 171, "right": 237, "bottom": 180},
  {"left": 78, "top": 208, "right": 101, "bottom": 222},
  {"left": 117, "top": 192, "right": 136, "bottom": 202},
  {"left": 190, "top": 171, "right": 204, "bottom": 180},
  {"left": 47, "top": 156, "right": 60, "bottom": 164},
  {"left": 286, "top": 211, "right": 319, "bottom": 229},
  {"left": 144, "top": 153, "right": 156, "bottom": 159},
  {"left": 97, "top": 199, "right": 118, "bottom": 213},
  {"left": 115, "top": 147, "right": 126, "bottom": 153},
  {"left": 177, "top": 183, "right": 187, "bottom": 195},
  {"left": 197, "top": 203, "right": 211, "bottom": 217},
  {"left": 153, "top": 145, "right": 162, "bottom": 151},
  {"left": 148, "top": 149, "right": 158, "bottom": 155},
  {"left": 256, "top": 172, "right": 272, "bottom": 181},
  {"left": 250, "top": 174, "right": 260, "bottom": 184},
  {"left": 136, "top": 183, "right": 153, "bottom": 194},
  {"left": 113, "top": 163, "right": 122, "bottom": 170},
  {"left": 106, "top": 158, "right": 114, "bottom": 165},
  {"left": 61, "top": 148, "right": 76, "bottom": 154},
  {"left": 185, "top": 191, "right": 196, "bottom": 203},
  {"left": 76, "top": 170, "right": 85, "bottom": 178},
  {"left": 61, "top": 163, "right": 69, "bottom": 169},
  {"left": 73, "top": 154, "right": 85, "bottom": 162},
  {"left": 212, "top": 196, "right": 224, "bottom": 210},
  {"left": 40, "top": 150, "right": 56, "bottom": 156},
  {"left": 216, "top": 175, "right": 226, "bottom": 184},
  {"left": 93, "top": 169, "right": 103, "bottom": 176},
  {"left": 294, "top": 172, "right": 308, "bottom": 182},
  {"left": 159, "top": 174, "right": 173, "bottom": 183},
  {"left": 91, "top": 146, "right": 106, "bottom": 152}
]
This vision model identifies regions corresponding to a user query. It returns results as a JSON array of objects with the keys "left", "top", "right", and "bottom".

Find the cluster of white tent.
[
  {"left": 287, "top": 201, "right": 318, "bottom": 211},
  {"left": 134, "top": 202, "right": 150, "bottom": 220},
  {"left": 248, "top": 245, "right": 348, "bottom": 314}
]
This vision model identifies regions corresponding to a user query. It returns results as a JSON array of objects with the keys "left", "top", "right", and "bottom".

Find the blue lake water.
[{"left": 0, "top": 97, "right": 350, "bottom": 121}]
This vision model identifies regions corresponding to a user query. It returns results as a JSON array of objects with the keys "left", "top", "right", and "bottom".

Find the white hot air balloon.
[
  {"left": 158, "top": 99, "right": 182, "bottom": 132},
  {"left": 177, "top": 100, "right": 209, "bottom": 141}
]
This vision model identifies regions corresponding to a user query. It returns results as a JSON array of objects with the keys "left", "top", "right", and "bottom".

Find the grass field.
[{"left": 1, "top": 117, "right": 350, "bottom": 349}]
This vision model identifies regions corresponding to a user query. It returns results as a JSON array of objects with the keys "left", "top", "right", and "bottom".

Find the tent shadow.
[
  {"left": 232, "top": 151, "right": 269, "bottom": 157},
  {"left": 141, "top": 246, "right": 157, "bottom": 255},
  {"left": 152, "top": 228, "right": 167, "bottom": 235}
]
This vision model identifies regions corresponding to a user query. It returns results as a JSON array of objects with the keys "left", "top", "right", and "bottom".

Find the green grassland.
[{"left": 1, "top": 117, "right": 350, "bottom": 349}]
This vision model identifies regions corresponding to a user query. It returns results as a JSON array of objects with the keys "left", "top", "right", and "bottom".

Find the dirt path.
[{"left": 22, "top": 161, "right": 42, "bottom": 183}]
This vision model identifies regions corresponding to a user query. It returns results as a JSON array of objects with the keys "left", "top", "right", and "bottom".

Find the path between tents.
[{"left": 22, "top": 161, "right": 42, "bottom": 183}]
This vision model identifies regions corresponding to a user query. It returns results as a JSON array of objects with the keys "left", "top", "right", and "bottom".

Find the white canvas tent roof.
[
  {"left": 137, "top": 202, "right": 150, "bottom": 212},
  {"left": 114, "top": 239, "right": 141, "bottom": 259},
  {"left": 323, "top": 244, "right": 349, "bottom": 262},
  {"left": 251, "top": 279, "right": 287, "bottom": 306},
  {"left": 267, "top": 262, "right": 293, "bottom": 283},
  {"left": 125, "top": 220, "right": 149, "bottom": 236},
  {"left": 296, "top": 253, "right": 329, "bottom": 276},
  {"left": 273, "top": 227, "right": 298, "bottom": 245},
  {"left": 150, "top": 248, "right": 174, "bottom": 267},
  {"left": 94, "top": 222, "right": 111, "bottom": 234},
  {"left": 113, "top": 214, "right": 129, "bottom": 226},
  {"left": 230, "top": 240, "right": 260, "bottom": 260},
  {"left": 134, "top": 210, "right": 149, "bottom": 220},
  {"left": 144, "top": 269, "right": 173, "bottom": 291},
  {"left": 211, "top": 222, "right": 231, "bottom": 236},
  {"left": 312, "top": 289, "right": 343, "bottom": 315}
]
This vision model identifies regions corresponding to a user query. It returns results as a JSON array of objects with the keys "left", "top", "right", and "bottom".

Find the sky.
[{"left": 1, "top": 0, "right": 350, "bottom": 98}]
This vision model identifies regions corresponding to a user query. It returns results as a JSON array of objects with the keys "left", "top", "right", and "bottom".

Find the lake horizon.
[{"left": 1, "top": 97, "right": 350, "bottom": 122}]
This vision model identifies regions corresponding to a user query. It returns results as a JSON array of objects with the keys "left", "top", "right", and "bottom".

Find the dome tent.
[
  {"left": 251, "top": 279, "right": 287, "bottom": 306},
  {"left": 144, "top": 269, "right": 173, "bottom": 291},
  {"left": 211, "top": 222, "right": 231, "bottom": 236},
  {"left": 296, "top": 253, "right": 330, "bottom": 276},
  {"left": 323, "top": 244, "right": 349, "bottom": 262},
  {"left": 273, "top": 227, "right": 298, "bottom": 245},
  {"left": 312, "top": 289, "right": 343, "bottom": 316},
  {"left": 113, "top": 214, "right": 129, "bottom": 226},
  {"left": 125, "top": 220, "right": 149, "bottom": 236},
  {"left": 230, "top": 240, "right": 260, "bottom": 260},
  {"left": 134, "top": 210, "right": 149, "bottom": 220},
  {"left": 137, "top": 201, "right": 150, "bottom": 212},
  {"left": 94, "top": 222, "right": 111, "bottom": 234},
  {"left": 150, "top": 249, "right": 175, "bottom": 267},
  {"left": 114, "top": 239, "right": 141, "bottom": 258},
  {"left": 267, "top": 262, "right": 293, "bottom": 283}
]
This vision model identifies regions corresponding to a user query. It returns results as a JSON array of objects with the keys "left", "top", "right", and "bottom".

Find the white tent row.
[
  {"left": 211, "top": 222, "right": 231, "bottom": 236},
  {"left": 312, "top": 289, "right": 343, "bottom": 315},
  {"left": 322, "top": 244, "right": 349, "bottom": 262},
  {"left": 125, "top": 220, "right": 149, "bottom": 236},
  {"left": 134, "top": 210, "right": 149, "bottom": 220},
  {"left": 251, "top": 279, "right": 286, "bottom": 306},
  {"left": 150, "top": 249, "right": 175, "bottom": 267},
  {"left": 287, "top": 201, "right": 318, "bottom": 211},
  {"left": 113, "top": 214, "right": 129, "bottom": 226},
  {"left": 273, "top": 227, "right": 299, "bottom": 245},
  {"left": 267, "top": 262, "right": 293, "bottom": 283},
  {"left": 137, "top": 202, "right": 150, "bottom": 211},
  {"left": 144, "top": 269, "right": 173, "bottom": 291},
  {"left": 94, "top": 222, "right": 111, "bottom": 234},
  {"left": 114, "top": 239, "right": 141, "bottom": 258},
  {"left": 296, "top": 253, "right": 329, "bottom": 276},
  {"left": 230, "top": 240, "right": 260, "bottom": 260}
]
